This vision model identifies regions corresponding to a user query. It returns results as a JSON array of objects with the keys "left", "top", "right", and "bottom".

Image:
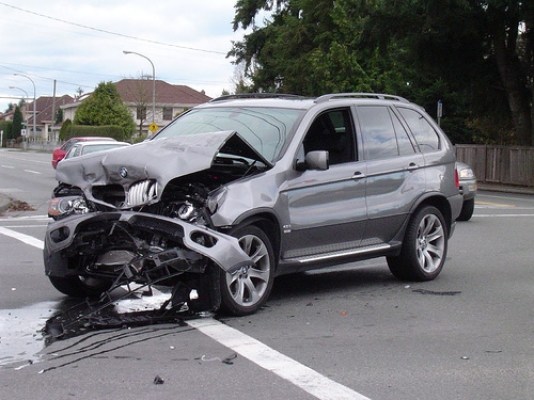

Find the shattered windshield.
[{"left": 154, "top": 107, "right": 304, "bottom": 162}]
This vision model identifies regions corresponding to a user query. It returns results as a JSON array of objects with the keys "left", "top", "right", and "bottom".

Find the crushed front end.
[{"left": 43, "top": 132, "right": 265, "bottom": 314}]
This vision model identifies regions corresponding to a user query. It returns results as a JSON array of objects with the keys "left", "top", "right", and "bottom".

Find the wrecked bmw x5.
[{"left": 44, "top": 93, "right": 463, "bottom": 316}]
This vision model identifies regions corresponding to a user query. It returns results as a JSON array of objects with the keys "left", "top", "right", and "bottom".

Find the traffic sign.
[{"left": 148, "top": 123, "right": 159, "bottom": 133}]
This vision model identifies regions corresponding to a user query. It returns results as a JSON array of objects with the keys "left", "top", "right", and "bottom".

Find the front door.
[{"left": 280, "top": 108, "right": 367, "bottom": 260}]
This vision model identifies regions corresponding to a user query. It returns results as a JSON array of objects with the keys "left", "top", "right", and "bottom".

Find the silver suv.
[{"left": 44, "top": 93, "right": 463, "bottom": 316}]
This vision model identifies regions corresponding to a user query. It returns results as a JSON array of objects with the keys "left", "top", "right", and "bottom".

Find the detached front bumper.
[{"left": 44, "top": 211, "right": 251, "bottom": 276}]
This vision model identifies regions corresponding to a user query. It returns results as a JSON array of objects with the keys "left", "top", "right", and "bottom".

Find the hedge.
[{"left": 60, "top": 125, "right": 126, "bottom": 141}]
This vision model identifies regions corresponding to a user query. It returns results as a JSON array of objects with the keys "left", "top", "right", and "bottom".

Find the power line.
[{"left": 0, "top": 1, "right": 228, "bottom": 55}]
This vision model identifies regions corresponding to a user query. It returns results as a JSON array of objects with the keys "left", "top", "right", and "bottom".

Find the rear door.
[{"left": 355, "top": 105, "right": 426, "bottom": 246}]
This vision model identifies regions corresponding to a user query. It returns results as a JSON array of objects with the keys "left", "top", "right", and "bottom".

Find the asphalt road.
[{"left": 1, "top": 149, "right": 533, "bottom": 400}]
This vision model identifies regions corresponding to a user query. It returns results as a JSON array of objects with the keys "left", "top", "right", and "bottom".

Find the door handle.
[
  {"left": 408, "top": 163, "right": 419, "bottom": 171},
  {"left": 352, "top": 171, "right": 365, "bottom": 179}
]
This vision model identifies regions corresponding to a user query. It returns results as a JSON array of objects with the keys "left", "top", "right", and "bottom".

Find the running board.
[{"left": 289, "top": 243, "right": 392, "bottom": 264}]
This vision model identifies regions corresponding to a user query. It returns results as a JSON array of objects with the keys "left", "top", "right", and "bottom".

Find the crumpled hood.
[{"left": 55, "top": 130, "right": 271, "bottom": 200}]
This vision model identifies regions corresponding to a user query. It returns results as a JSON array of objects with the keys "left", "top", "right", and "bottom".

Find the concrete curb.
[
  {"left": 478, "top": 184, "right": 534, "bottom": 196},
  {"left": 0, "top": 193, "right": 11, "bottom": 213}
]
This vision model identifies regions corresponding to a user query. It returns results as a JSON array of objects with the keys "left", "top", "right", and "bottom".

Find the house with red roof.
[
  {"left": 61, "top": 79, "right": 212, "bottom": 138},
  {"left": 1, "top": 95, "right": 74, "bottom": 141}
]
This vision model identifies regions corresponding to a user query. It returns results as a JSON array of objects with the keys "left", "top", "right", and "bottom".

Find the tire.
[
  {"left": 387, "top": 205, "right": 448, "bottom": 281},
  {"left": 220, "top": 224, "right": 275, "bottom": 316},
  {"left": 457, "top": 198, "right": 474, "bottom": 221},
  {"left": 48, "top": 275, "right": 113, "bottom": 298}
]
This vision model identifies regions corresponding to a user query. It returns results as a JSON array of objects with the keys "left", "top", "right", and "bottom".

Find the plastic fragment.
[
  {"left": 222, "top": 353, "right": 238, "bottom": 365},
  {"left": 200, "top": 353, "right": 238, "bottom": 365},
  {"left": 153, "top": 375, "right": 165, "bottom": 384}
]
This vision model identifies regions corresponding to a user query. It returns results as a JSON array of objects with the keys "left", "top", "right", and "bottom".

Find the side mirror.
[{"left": 296, "top": 150, "right": 329, "bottom": 171}]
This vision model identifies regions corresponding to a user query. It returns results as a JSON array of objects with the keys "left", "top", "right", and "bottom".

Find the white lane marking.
[
  {"left": 0, "top": 154, "right": 50, "bottom": 164},
  {"left": 0, "top": 215, "right": 50, "bottom": 221},
  {"left": 24, "top": 170, "right": 41, "bottom": 175},
  {"left": 0, "top": 227, "right": 44, "bottom": 249},
  {"left": 188, "top": 318, "right": 372, "bottom": 400},
  {"left": 1, "top": 165, "right": 15, "bottom": 169},
  {"left": 0, "top": 225, "right": 48, "bottom": 228},
  {"left": 473, "top": 214, "right": 534, "bottom": 218},
  {"left": 0, "top": 188, "right": 23, "bottom": 193}
]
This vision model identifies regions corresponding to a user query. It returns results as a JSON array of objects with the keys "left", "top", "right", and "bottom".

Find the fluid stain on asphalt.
[
  {"left": 0, "top": 301, "right": 57, "bottom": 368},
  {"left": 0, "top": 288, "right": 187, "bottom": 369}
]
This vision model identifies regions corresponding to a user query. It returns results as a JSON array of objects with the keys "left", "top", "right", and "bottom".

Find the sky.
[{"left": 0, "top": 0, "right": 254, "bottom": 113}]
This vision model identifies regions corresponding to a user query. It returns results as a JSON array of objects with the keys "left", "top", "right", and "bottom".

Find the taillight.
[{"left": 454, "top": 168, "right": 460, "bottom": 188}]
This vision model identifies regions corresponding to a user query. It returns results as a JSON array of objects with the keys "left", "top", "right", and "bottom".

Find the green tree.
[
  {"left": 56, "top": 108, "right": 63, "bottom": 124},
  {"left": 12, "top": 106, "right": 23, "bottom": 140},
  {"left": 73, "top": 81, "right": 135, "bottom": 139},
  {"left": 230, "top": 0, "right": 384, "bottom": 95},
  {"left": 230, "top": 0, "right": 534, "bottom": 145},
  {"left": 368, "top": 0, "right": 533, "bottom": 144}
]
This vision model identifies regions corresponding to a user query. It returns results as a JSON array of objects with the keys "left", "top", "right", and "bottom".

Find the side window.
[
  {"left": 397, "top": 107, "right": 440, "bottom": 153},
  {"left": 302, "top": 109, "right": 355, "bottom": 165},
  {"left": 357, "top": 106, "right": 399, "bottom": 160},
  {"left": 391, "top": 110, "right": 416, "bottom": 156}
]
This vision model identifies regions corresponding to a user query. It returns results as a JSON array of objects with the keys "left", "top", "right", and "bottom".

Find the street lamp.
[
  {"left": 123, "top": 50, "right": 156, "bottom": 125},
  {"left": 9, "top": 86, "right": 29, "bottom": 99},
  {"left": 13, "top": 74, "right": 36, "bottom": 140}
]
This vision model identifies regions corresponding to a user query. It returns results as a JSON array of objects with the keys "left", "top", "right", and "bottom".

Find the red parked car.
[{"left": 51, "top": 137, "right": 116, "bottom": 169}]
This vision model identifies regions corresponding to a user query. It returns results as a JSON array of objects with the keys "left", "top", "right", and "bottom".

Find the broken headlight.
[{"left": 48, "top": 196, "right": 89, "bottom": 217}]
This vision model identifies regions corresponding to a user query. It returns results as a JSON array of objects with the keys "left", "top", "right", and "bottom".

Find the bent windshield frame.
[{"left": 154, "top": 107, "right": 304, "bottom": 162}]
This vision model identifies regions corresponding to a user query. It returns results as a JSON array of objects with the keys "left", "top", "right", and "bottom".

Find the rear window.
[{"left": 397, "top": 107, "right": 440, "bottom": 153}]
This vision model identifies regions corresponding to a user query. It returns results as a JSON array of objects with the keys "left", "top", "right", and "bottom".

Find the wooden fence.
[{"left": 455, "top": 145, "right": 534, "bottom": 188}]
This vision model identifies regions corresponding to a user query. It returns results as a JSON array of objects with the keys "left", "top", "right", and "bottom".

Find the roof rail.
[
  {"left": 315, "top": 93, "right": 410, "bottom": 104},
  {"left": 210, "top": 93, "right": 306, "bottom": 102}
]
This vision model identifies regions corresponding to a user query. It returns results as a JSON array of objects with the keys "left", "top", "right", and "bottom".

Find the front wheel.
[
  {"left": 387, "top": 205, "right": 448, "bottom": 281},
  {"left": 220, "top": 224, "right": 275, "bottom": 316}
]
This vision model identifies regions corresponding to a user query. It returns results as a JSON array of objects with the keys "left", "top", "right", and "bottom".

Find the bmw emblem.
[{"left": 119, "top": 167, "right": 128, "bottom": 178}]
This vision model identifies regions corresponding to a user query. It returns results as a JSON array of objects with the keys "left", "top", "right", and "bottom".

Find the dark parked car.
[
  {"left": 44, "top": 93, "right": 463, "bottom": 316},
  {"left": 456, "top": 161, "right": 477, "bottom": 221},
  {"left": 51, "top": 137, "right": 116, "bottom": 168}
]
